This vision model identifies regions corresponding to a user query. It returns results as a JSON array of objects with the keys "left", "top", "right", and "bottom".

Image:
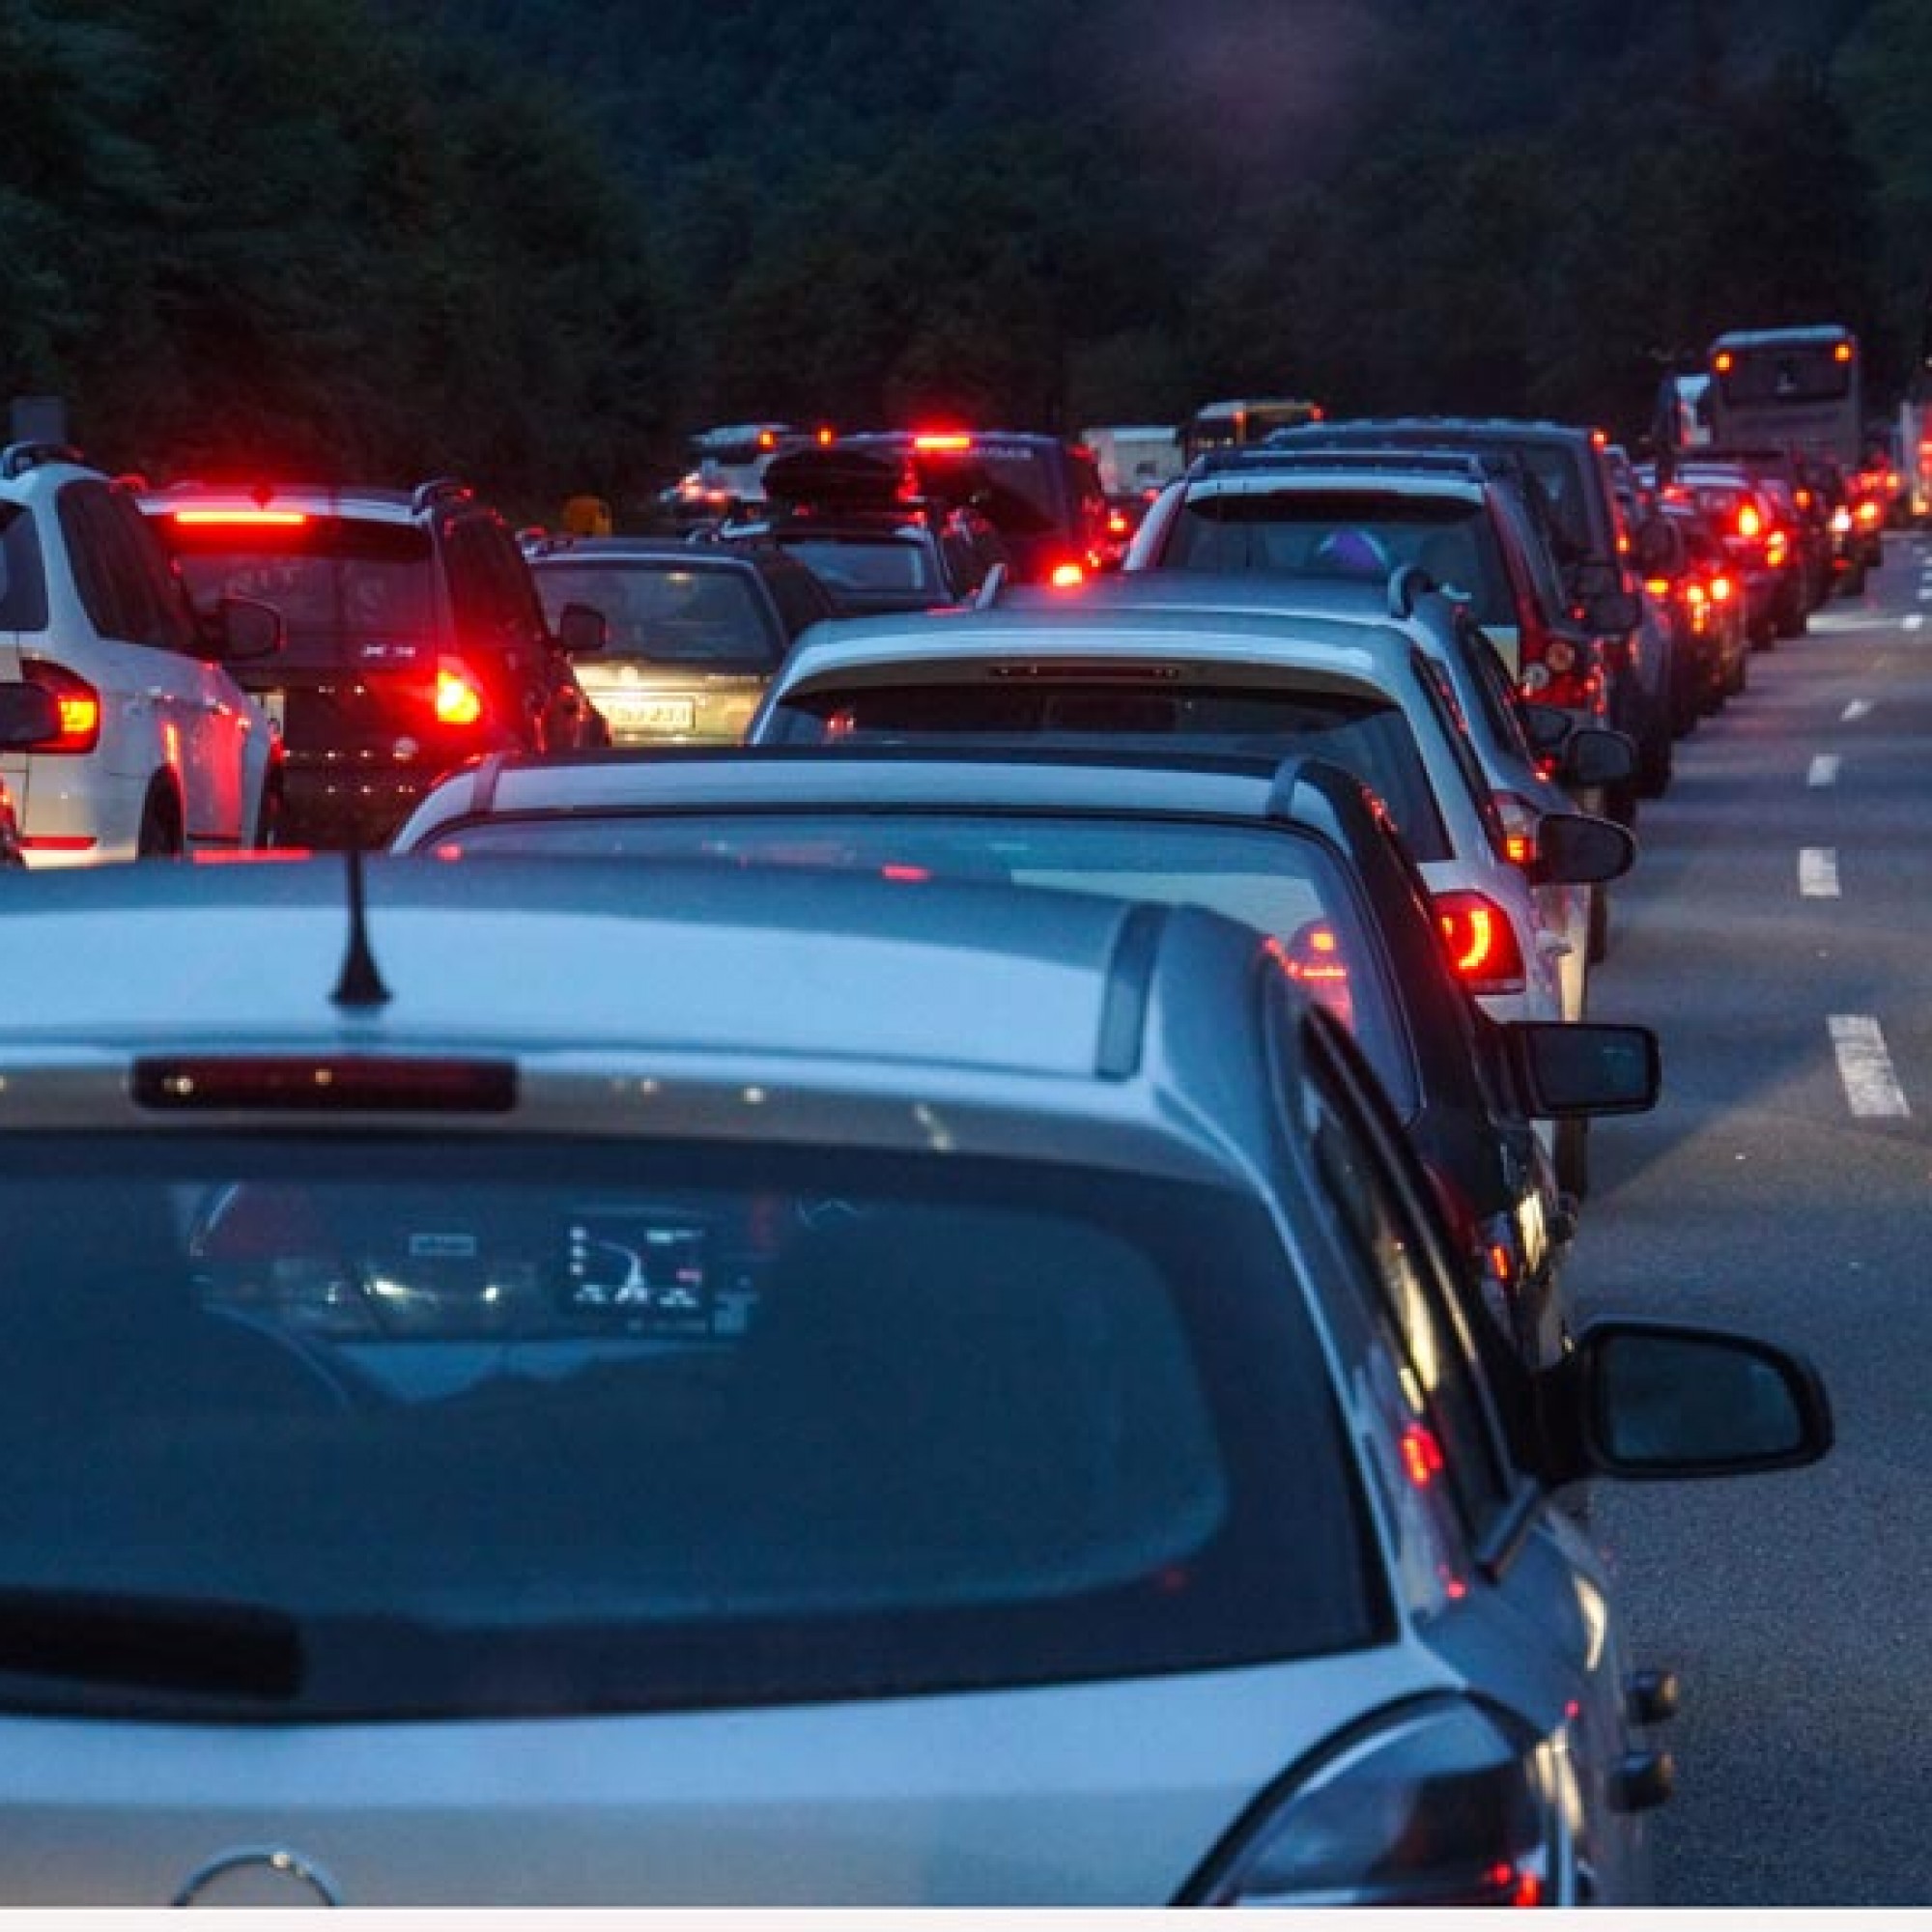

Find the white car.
[
  {"left": 0, "top": 443, "right": 281, "bottom": 861},
  {"left": 0, "top": 855, "right": 1829, "bottom": 1905}
]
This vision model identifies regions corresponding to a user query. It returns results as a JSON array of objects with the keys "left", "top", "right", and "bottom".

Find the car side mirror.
[
  {"left": 555, "top": 602, "right": 607, "bottom": 656},
  {"left": 1537, "top": 1319, "right": 1833, "bottom": 1486},
  {"left": 0, "top": 682, "right": 60, "bottom": 747},
  {"left": 1530, "top": 810, "right": 1634, "bottom": 885},
  {"left": 1518, "top": 702, "right": 1572, "bottom": 758},
  {"left": 213, "top": 595, "right": 283, "bottom": 663},
  {"left": 1582, "top": 587, "right": 1641, "bottom": 635},
  {"left": 1560, "top": 725, "right": 1635, "bottom": 788},
  {"left": 1504, "top": 1019, "right": 1659, "bottom": 1118}
]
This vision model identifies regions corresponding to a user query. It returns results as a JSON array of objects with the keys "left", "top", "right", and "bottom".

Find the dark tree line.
[{"left": 4, "top": 0, "right": 1923, "bottom": 517}]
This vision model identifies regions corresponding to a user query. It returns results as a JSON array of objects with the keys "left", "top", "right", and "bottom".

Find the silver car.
[{"left": 0, "top": 857, "right": 1827, "bottom": 1904}]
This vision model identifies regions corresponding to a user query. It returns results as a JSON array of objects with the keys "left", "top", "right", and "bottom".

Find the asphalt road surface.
[{"left": 1571, "top": 529, "right": 1932, "bottom": 1905}]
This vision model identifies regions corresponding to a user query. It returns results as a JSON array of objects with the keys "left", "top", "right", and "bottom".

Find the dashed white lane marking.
[
  {"left": 1808, "top": 754, "right": 1841, "bottom": 787},
  {"left": 1830, "top": 1015, "right": 1911, "bottom": 1119},
  {"left": 1842, "top": 698, "right": 1876, "bottom": 722},
  {"left": 1800, "top": 847, "right": 1840, "bottom": 896},
  {"left": 1906, "top": 614, "right": 1926, "bottom": 632}
]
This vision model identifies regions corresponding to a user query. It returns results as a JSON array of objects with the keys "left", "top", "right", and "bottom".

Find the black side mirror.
[
  {"left": 1560, "top": 726, "right": 1636, "bottom": 788},
  {"left": 1518, "top": 702, "right": 1572, "bottom": 757},
  {"left": 1536, "top": 1319, "right": 1833, "bottom": 1486},
  {"left": 1582, "top": 587, "right": 1641, "bottom": 635},
  {"left": 1531, "top": 810, "right": 1634, "bottom": 885},
  {"left": 213, "top": 595, "right": 283, "bottom": 663},
  {"left": 555, "top": 601, "right": 608, "bottom": 657},
  {"left": 0, "top": 682, "right": 59, "bottom": 748},
  {"left": 1504, "top": 1019, "right": 1659, "bottom": 1118}
]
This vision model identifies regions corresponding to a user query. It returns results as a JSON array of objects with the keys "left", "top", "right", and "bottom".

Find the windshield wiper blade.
[{"left": 0, "top": 1588, "right": 301, "bottom": 1698}]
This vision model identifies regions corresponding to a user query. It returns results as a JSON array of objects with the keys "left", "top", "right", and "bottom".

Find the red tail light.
[
  {"left": 1047, "top": 561, "right": 1086, "bottom": 589},
  {"left": 1709, "top": 574, "right": 1734, "bottom": 603},
  {"left": 21, "top": 660, "right": 101, "bottom": 753},
  {"left": 913, "top": 431, "right": 975, "bottom": 452},
  {"left": 434, "top": 659, "right": 487, "bottom": 727},
  {"left": 1735, "top": 502, "right": 1762, "bottom": 540},
  {"left": 1643, "top": 576, "right": 1671, "bottom": 597},
  {"left": 1435, "top": 890, "right": 1526, "bottom": 994}
]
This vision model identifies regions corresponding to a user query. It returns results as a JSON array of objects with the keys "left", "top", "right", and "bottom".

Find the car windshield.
[
  {"left": 761, "top": 682, "right": 1455, "bottom": 861},
  {"left": 415, "top": 812, "right": 1419, "bottom": 1115},
  {"left": 910, "top": 443, "right": 1060, "bottom": 535},
  {"left": 531, "top": 560, "right": 777, "bottom": 667},
  {"left": 1160, "top": 492, "right": 1515, "bottom": 623},
  {"left": 0, "top": 1138, "right": 1380, "bottom": 1719},
  {"left": 159, "top": 518, "right": 438, "bottom": 669}
]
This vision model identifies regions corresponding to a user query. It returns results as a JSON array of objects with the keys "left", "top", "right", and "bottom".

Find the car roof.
[
  {"left": 0, "top": 855, "right": 1179, "bottom": 1076},
  {"left": 766, "top": 603, "right": 1423, "bottom": 695},
  {"left": 1184, "top": 457, "right": 1492, "bottom": 502},
  {"left": 526, "top": 536, "right": 763, "bottom": 569},
  {"left": 1277, "top": 415, "right": 1596, "bottom": 447},
  {"left": 136, "top": 479, "right": 482, "bottom": 525},
  {"left": 1032, "top": 568, "right": 1466, "bottom": 636},
  {"left": 398, "top": 743, "right": 1363, "bottom": 834}
]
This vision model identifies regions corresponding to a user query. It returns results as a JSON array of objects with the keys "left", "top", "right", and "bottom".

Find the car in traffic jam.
[{"left": 12, "top": 9, "right": 1926, "bottom": 1895}]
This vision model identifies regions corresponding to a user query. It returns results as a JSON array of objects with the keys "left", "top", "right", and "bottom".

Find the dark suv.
[
  {"left": 832, "top": 431, "right": 1114, "bottom": 585},
  {"left": 141, "top": 477, "right": 607, "bottom": 847}
]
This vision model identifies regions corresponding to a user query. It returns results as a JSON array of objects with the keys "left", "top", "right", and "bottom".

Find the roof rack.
[
  {"left": 410, "top": 476, "right": 473, "bottom": 515},
  {"left": 1, "top": 441, "right": 86, "bottom": 480}
]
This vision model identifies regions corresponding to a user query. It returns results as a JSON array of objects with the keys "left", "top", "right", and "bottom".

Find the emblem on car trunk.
[{"left": 172, "top": 1845, "right": 343, "bottom": 1907}]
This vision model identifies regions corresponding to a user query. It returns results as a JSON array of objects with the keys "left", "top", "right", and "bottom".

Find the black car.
[
  {"left": 831, "top": 430, "right": 1115, "bottom": 586},
  {"left": 391, "top": 743, "right": 1661, "bottom": 1373},
  {"left": 141, "top": 477, "right": 609, "bottom": 847},
  {"left": 732, "top": 444, "right": 1009, "bottom": 612}
]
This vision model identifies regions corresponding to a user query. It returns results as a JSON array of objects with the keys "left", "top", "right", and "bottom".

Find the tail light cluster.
[
  {"left": 433, "top": 657, "right": 488, "bottom": 728},
  {"left": 1518, "top": 628, "right": 1603, "bottom": 717},
  {"left": 20, "top": 660, "right": 101, "bottom": 754},
  {"left": 1435, "top": 890, "right": 1527, "bottom": 995},
  {"left": 1183, "top": 1698, "right": 1570, "bottom": 1906}
]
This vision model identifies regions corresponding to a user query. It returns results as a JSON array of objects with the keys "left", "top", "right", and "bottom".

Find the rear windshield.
[
  {"left": 1158, "top": 491, "right": 1515, "bottom": 625},
  {"left": 774, "top": 534, "right": 943, "bottom": 600},
  {"left": 157, "top": 515, "right": 436, "bottom": 669},
  {"left": 911, "top": 441, "right": 1062, "bottom": 535},
  {"left": 416, "top": 813, "right": 1418, "bottom": 1116},
  {"left": 1715, "top": 342, "right": 1853, "bottom": 407},
  {"left": 532, "top": 559, "right": 779, "bottom": 668},
  {"left": 0, "top": 504, "right": 47, "bottom": 631},
  {"left": 0, "top": 1138, "right": 1381, "bottom": 1719},
  {"left": 762, "top": 682, "right": 1454, "bottom": 861}
]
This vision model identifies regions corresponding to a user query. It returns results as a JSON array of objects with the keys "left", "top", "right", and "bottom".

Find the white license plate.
[{"left": 610, "top": 696, "right": 696, "bottom": 732}]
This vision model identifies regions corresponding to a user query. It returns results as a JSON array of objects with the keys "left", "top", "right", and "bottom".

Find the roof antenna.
[{"left": 331, "top": 846, "right": 391, "bottom": 1009}]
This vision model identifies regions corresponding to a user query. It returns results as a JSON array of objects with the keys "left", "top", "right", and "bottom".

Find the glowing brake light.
[
  {"left": 1643, "top": 576, "right": 1671, "bottom": 597},
  {"left": 170, "top": 508, "right": 310, "bottom": 527},
  {"left": 913, "top": 432, "right": 975, "bottom": 452},
  {"left": 21, "top": 660, "right": 100, "bottom": 753},
  {"left": 434, "top": 660, "right": 486, "bottom": 726},
  {"left": 1714, "top": 350, "right": 1735, "bottom": 374},
  {"left": 1834, "top": 341, "right": 1854, "bottom": 363},
  {"left": 1400, "top": 1422, "right": 1446, "bottom": 1489},
  {"left": 1710, "top": 574, "right": 1734, "bottom": 602},
  {"left": 1435, "top": 890, "right": 1527, "bottom": 994},
  {"left": 1736, "top": 501, "right": 1762, "bottom": 539},
  {"left": 1048, "top": 561, "right": 1086, "bottom": 588}
]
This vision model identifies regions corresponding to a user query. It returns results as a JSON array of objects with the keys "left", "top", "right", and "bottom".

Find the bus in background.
[
  {"left": 1705, "top": 325, "right": 1862, "bottom": 468},
  {"left": 1181, "top": 396, "right": 1323, "bottom": 466}
]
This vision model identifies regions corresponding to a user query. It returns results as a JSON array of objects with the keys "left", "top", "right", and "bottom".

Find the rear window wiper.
[{"left": 0, "top": 1587, "right": 300, "bottom": 1699}]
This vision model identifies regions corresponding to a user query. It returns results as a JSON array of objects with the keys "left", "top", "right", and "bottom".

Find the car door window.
[{"left": 1291, "top": 1013, "right": 1515, "bottom": 1537}]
